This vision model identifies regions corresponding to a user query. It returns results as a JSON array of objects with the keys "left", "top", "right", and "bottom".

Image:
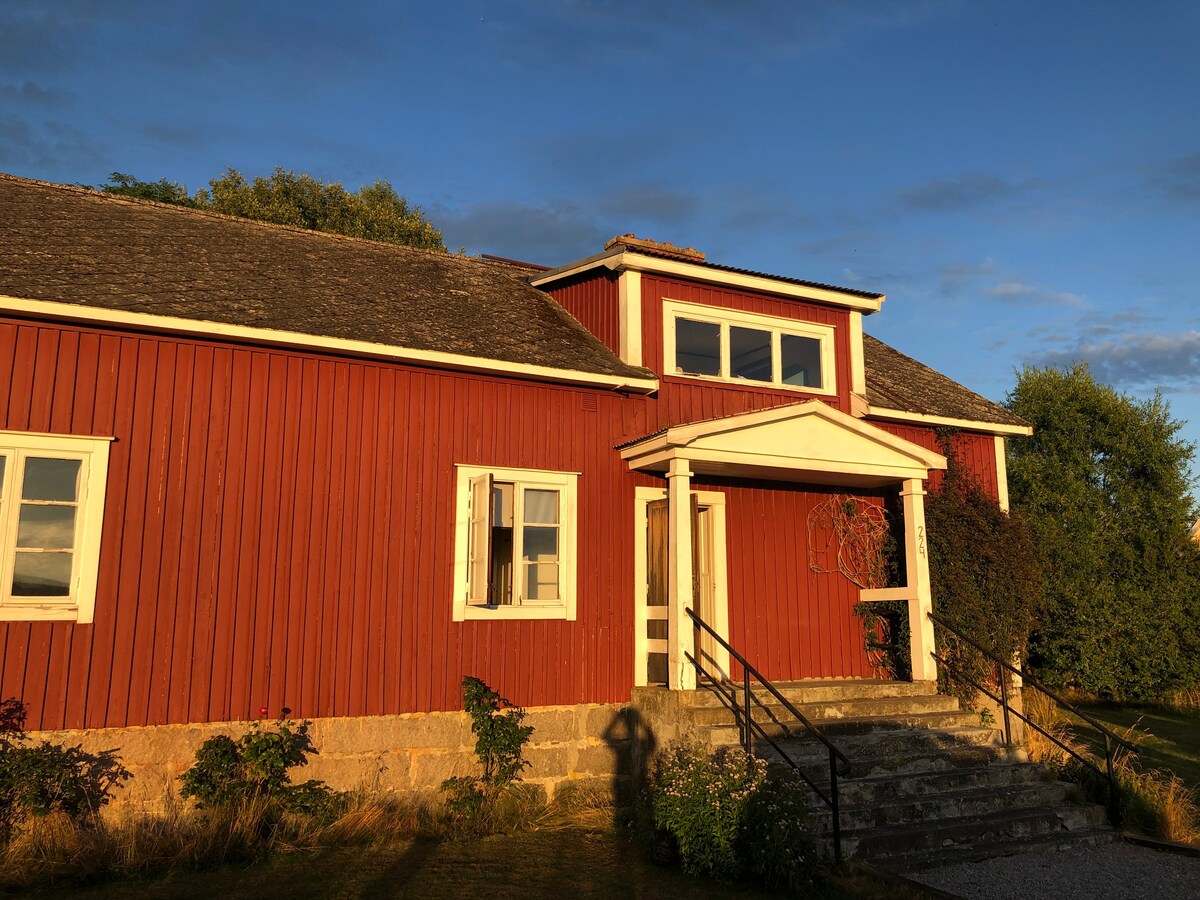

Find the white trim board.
[
  {"left": 867, "top": 406, "right": 1033, "bottom": 437},
  {"left": 532, "top": 250, "right": 884, "bottom": 313},
  {"left": 0, "top": 295, "right": 660, "bottom": 396}
]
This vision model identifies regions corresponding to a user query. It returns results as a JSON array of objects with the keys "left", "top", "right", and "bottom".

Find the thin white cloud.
[
  {"left": 1030, "top": 331, "right": 1200, "bottom": 388},
  {"left": 982, "top": 280, "right": 1084, "bottom": 307}
]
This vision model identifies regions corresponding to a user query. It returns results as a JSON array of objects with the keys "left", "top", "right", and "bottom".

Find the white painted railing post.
[
  {"left": 667, "top": 457, "right": 696, "bottom": 690},
  {"left": 901, "top": 478, "right": 938, "bottom": 683}
]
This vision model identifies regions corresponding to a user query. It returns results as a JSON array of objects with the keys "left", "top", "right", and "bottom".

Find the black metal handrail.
[
  {"left": 928, "top": 610, "right": 1137, "bottom": 827},
  {"left": 684, "top": 607, "right": 850, "bottom": 862}
]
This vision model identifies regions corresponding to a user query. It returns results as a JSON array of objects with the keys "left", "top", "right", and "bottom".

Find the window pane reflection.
[
  {"left": 729, "top": 327, "right": 772, "bottom": 382},
  {"left": 12, "top": 552, "right": 72, "bottom": 596},
  {"left": 781, "top": 334, "right": 822, "bottom": 387},
  {"left": 22, "top": 458, "right": 80, "bottom": 502},
  {"left": 675, "top": 319, "right": 720, "bottom": 376}
]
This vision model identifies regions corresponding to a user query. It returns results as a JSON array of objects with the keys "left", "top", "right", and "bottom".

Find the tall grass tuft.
[
  {"left": 1024, "top": 690, "right": 1200, "bottom": 844},
  {"left": 0, "top": 786, "right": 570, "bottom": 891}
]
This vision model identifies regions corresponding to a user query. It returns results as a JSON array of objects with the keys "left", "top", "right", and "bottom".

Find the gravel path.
[{"left": 907, "top": 842, "right": 1200, "bottom": 900}]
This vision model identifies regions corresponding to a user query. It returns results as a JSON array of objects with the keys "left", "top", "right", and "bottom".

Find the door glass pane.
[
  {"left": 523, "top": 489, "right": 559, "bottom": 524},
  {"left": 12, "top": 551, "right": 73, "bottom": 596},
  {"left": 16, "top": 505, "right": 77, "bottom": 549},
  {"left": 781, "top": 334, "right": 822, "bottom": 387},
  {"left": 675, "top": 318, "right": 721, "bottom": 376},
  {"left": 729, "top": 327, "right": 773, "bottom": 382},
  {"left": 22, "top": 458, "right": 81, "bottom": 502}
]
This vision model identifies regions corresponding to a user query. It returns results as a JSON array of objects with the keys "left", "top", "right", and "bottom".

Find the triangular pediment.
[{"left": 620, "top": 401, "right": 946, "bottom": 487}]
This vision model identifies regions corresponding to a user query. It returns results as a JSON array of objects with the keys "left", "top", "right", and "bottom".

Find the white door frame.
[{"left": 633, "top": 485, "right": 731, "bottom": 687}]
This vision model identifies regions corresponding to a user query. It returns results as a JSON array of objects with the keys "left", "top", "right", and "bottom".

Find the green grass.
[{"left": 1071, "top": 702, "right": 1200, "bottom": 792}]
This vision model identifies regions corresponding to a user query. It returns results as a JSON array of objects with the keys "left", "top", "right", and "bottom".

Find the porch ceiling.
[{"left": 619, "top": 400, "right": 947, "bottom": 488}]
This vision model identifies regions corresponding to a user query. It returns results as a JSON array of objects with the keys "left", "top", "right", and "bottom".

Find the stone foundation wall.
[{"left": 30, "top": 703, "right": 655, "bottom": 812}]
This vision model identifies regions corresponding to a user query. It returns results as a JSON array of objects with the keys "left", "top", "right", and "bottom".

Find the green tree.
[
  {"left": 100, "top": 168, "right": 445, "bottom": 251},
  {"left": 102, "top": 172, "right": 197, "bottom": 207},
  {"left": 1006, "top": 363, "right": 1200, "bottom": 700}
]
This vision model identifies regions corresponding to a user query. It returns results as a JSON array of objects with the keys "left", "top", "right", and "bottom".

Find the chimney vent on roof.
[{"left": 605, "top": 234, "right": 706, "bottom": 263}]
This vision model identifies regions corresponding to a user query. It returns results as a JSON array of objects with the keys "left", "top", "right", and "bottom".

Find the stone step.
[
  {"left": 826, "top": 804, "right": 1111, "bottom": 862},
  {"left": 877, "top": 827, "right": 1118, "bottom": 873},
  {"left": 811, "top": 780, "right": 1074, "bottom": 832},
  {"left": 688, "top": 678, "right": 939, "bottom": 707},
  {"left": 701, "top": 711, "right": 989, "bottom": 749},
  {"left": 822, "top": 761, "right": 1052, "bottom": 807},
  {"left": 686, "top": 693, "right": 963, "bottom": 727}
]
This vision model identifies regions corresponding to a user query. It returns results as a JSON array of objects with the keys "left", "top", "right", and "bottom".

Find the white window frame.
[
  {"left": 452, "top": 464, "right": 578, "bottom": 621},
  {"left": 0, "top": 431, "right": 112, "bottom": 623},
  {"left": 662, "top": 298, "right": 837, "bottom": 396}
]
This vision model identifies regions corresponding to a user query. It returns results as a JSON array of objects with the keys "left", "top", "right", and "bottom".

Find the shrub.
[
  {"left": 179, "top": 711, "right": 338, "bottom": 816},
  {"left": 738, "top": 770, "right": 817, "bottom": 891},
  {"left": 645, "top": 743, "right": 767, "bottom": 880},
  {"left": 926, "top": 433, "right": 1043, "bottom": 707},
  {"left": 440, "top": 676, "right": 534, "bottom": 815},
  {"left": 0, "top": 698, "right": 129, "bottom": 844}
]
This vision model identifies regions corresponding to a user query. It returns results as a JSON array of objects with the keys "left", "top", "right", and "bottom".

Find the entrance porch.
[{"left": 622, "top": 401, "right": 947, "bottom": 692}]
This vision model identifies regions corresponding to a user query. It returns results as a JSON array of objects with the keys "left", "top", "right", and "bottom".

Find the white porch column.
[
  {"left": 901, "top": 478, "right": 939, "bottom": 683},
  {"left": 667, "top": 457, "right": 696, "bottom": 690}
]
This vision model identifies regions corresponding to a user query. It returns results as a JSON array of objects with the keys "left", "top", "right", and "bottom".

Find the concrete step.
[
  {"left": 824, "top": 761, "right": 1052, "bottom": 807},
  {"left": 688, "top": 678, "right": 939, "bottom": 708},
  {"left": 878, "top": 827, "right": 1118, "bottom": 873},
  {"left": 813, "top": 780, "right": 1075, "bottom": 832},
  {"left": 824, "top": 804, "right": 1111, "bottom": 862},
  {"left": 686, "top": 693, "right": 963, "bottom": 727},
  {"left": 701, "top": 711, "right": 989, "bottom": 749}
]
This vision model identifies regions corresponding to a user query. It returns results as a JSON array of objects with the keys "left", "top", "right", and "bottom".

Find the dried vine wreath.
[
  {"left": 807, "top": 494, "right": 907, "bottom": 678},
  {"left": 806, "top": 494, "right": 890, "bottom": 590}
]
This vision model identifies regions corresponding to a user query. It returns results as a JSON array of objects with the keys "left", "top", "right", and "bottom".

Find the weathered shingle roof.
[
  {"left": 863, "top": 333, "right": 1028, "bottom": 429},
  {"left": 0, "top": 174, "right": 653, "bottom": 381}
]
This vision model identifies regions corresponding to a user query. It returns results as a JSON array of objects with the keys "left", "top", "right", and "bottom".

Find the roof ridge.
[{"left": 0, "top": 171, "right": 523, "bottom": 274}]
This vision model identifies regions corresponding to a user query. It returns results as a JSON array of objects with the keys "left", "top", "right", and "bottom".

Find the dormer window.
[{"left": 663, "top": 299, "right": 835, "bottom": 395}]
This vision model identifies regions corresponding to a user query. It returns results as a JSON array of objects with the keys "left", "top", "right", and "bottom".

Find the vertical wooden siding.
[
  {"left": 544, "top": 271, "right": 621, "bottom": 357},
  {"left": 693, "top": 477, "right": 882, "bottom": 681},
  {"left": 1, "top": 310, "right": 1003, "bottom": 730},
  {"left": 0, "top": 321, "right": 646, "bottom": 730},
  {"left": 871, "top": 421, "right": 1000, "bottom": 501}
]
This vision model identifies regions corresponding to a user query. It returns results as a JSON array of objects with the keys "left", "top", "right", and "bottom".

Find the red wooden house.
[{"left": 0, "top": 175, "right": 1030, "bottom": 798}]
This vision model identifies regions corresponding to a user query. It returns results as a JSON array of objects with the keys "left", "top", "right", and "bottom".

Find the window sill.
[
  {"left": 458, "top": 604, "right": 573, "bottom": 621},
  {"left": 0, "top": 604, "right": 86, "bottom": 622},
  {"left": 663, "top": 372, "right": 837, "bottom": 397}
]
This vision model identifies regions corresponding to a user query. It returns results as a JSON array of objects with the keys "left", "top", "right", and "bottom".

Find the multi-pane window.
[
  {"left": 664, "top": 299, "right": 835, "bottom": 394},
  {"left": 455, "top": 466, "right": 577, "bottom": 620},
  {"left": 0, "top": 433, "right": 110, "bottom": 622}
]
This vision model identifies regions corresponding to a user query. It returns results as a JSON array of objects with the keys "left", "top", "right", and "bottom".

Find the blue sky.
[{"left": 3, "top": 1, "right": 1199, "bottom": 481}]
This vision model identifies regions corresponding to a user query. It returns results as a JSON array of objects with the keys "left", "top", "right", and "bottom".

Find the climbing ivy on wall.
[{"left": 925, "top": 431, "right": 1044, "bottom": 706}]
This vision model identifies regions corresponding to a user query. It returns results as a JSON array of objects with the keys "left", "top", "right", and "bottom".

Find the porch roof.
[{"left": 619, "top": 401, "right": 947, "bottom": 487}]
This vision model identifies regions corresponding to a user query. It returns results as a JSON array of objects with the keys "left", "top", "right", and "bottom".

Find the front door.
[{"left": 635, "top": 489, "right": 729, "bottom": 686}]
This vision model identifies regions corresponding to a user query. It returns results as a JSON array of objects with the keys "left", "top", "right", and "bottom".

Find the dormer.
[{"left": 533, "top": 236, "right": 882, "bottom": 416}]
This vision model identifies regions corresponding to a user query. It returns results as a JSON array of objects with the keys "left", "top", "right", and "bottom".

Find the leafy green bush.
[
  {"left": 440, "top": 677, "right": 534, "bottom": 814},
  {"left": 0, "top": 698, "right": 129, "bottom": 843},
  {"left": 646, "top": 743, "right": 768, "bottom": 880},
  {"left": 179, "top": 711, "right": 338, "bottom": 816},
  {"left": 738, "top": 770, "right": 817, "bottom": 891},
  {"left": 926, "top": 433, "right": 1043, "bottom": 707}
]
